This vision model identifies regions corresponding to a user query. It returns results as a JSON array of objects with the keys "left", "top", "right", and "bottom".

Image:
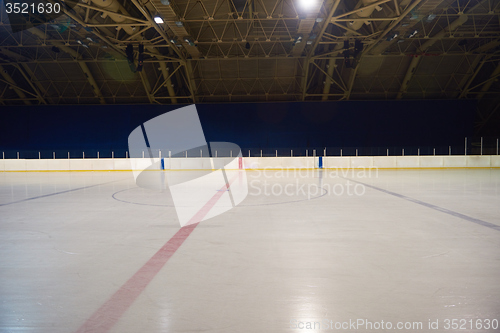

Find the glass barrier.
[{"left": 1, "top": 137, "right": 498, "bottom": 159}]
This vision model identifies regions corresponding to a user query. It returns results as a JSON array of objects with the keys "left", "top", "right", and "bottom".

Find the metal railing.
[{"left": 1, "top": 137, "right": 498, "bottom": 159}]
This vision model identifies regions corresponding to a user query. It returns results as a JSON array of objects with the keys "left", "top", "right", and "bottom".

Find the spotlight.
[
  {"left": 386, "top": 32, "right": 398, "bottom": 41},
  {"left": 245, "top": 42, "right": 250, "bottom": 49},
  {"left": 183, "top": 36, "right": 195, "bottom": 46},
  {"left": 160, "top": 0, "right": 170, "bottom": 4},
  {"left": 407, "top": 30, "right": 418, "bottom": 38},
  {"left": 51, "top": 46, "right": 60, "bottom": 53},
  {"left": 426, "top": 13, "right": 436, "bottom": 21},
  {"left": 298, "top": 0, "right": 317, "bottom": 10},
  {"left": 169, "top": 38, "right": 180, "bottom": 46},
  {"left": 154, "top": 16, "right": 164, "bottom": 24},
  {"left": 76, "top": 39, "right": 89, "bottom": 48}
]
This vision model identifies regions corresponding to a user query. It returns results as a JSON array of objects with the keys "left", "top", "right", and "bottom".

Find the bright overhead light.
[
  {"left": 298, "top": 0, "right": 317, "bottom": 10},
  {"left": 154, "top": 16, "right": 164, "bottom": 24}
]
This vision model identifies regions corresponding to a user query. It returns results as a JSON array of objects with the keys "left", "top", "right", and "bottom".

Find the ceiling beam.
[
  {"left": 396, "top": 14, "right": 469, "bottom": 99},
  {"left": 28, "top": 28, "right": 106, "bottom": 104},
  {"left": 148, "top": 0, "right": 201, "bottom": 59},
  {"left": 307, "top": 0, "right": 343, "bottom": 59},
  {"left": 459, "top": 55, "right": 490, "bottom": 98},
  {"left": 299, "top": 0, "right": 343, "bottom": 101},
  {"left": 138, "top": 71, "right": 155, "bottom": 104},
  {"left": 129, "top": 0, "right": 199, "bottom": 103},
  {"left": 332, "top": 0, "right": 392, "bottom": 20},
  {"left": 0, "top": 65, "right": 31, "bottom": 105},
  {"left": 345, "top": 66, "right": 359, "bottom": 100},
  {"left": 129, "top": 0, "right": 186, "bottom": 61},
  {"left": 185, "top": 60, "right": 198, "bottom": 103},
  {"left": 362, "top": 0, "right": 425, "bottom": 55},
  {"left": 0, "top": 47, "right": 51, "bottom": 103},
  {"left": 476, "top": 60, "right": 500, "bottom": 100},
  {"left": 14, "top": 64, "right": 47, "bottom": 104}
]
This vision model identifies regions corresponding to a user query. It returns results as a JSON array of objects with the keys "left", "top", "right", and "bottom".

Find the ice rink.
[{"left": 1, "top": 169, "right": 499, "bottom": 332}]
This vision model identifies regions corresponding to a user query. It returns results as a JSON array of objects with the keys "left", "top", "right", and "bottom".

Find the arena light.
[
  {"left": 298, "top": 0, "right": 317, "bottom": 10},
  {"left": 154, "top": 16, "right": 164, "bottom": 24},
  {"left": 183, "top": 36, "right": 195, "bottom": 46}
]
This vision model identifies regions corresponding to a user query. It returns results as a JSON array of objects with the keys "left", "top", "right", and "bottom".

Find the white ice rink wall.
[{"left": 0, "top": 155, "right": 499, "bottom": 171}]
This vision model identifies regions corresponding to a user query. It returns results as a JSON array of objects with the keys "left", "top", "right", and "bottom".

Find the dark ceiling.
[{"left": 0, "top": 0, "right": 499, "bottom": 132}]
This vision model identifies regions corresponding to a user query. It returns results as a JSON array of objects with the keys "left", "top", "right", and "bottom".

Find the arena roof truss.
[{"left": 0, "top": 0, "right": 498, "bottom": 118}]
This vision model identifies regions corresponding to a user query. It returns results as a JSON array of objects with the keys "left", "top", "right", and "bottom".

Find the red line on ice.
[{"left": 75, "top": 176, "right": 236, "bottom": 333}]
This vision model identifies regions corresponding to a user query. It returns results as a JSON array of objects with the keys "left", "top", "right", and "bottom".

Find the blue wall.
[{"left": 0, "top": 100, "right": 476, "bottom": 156}]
